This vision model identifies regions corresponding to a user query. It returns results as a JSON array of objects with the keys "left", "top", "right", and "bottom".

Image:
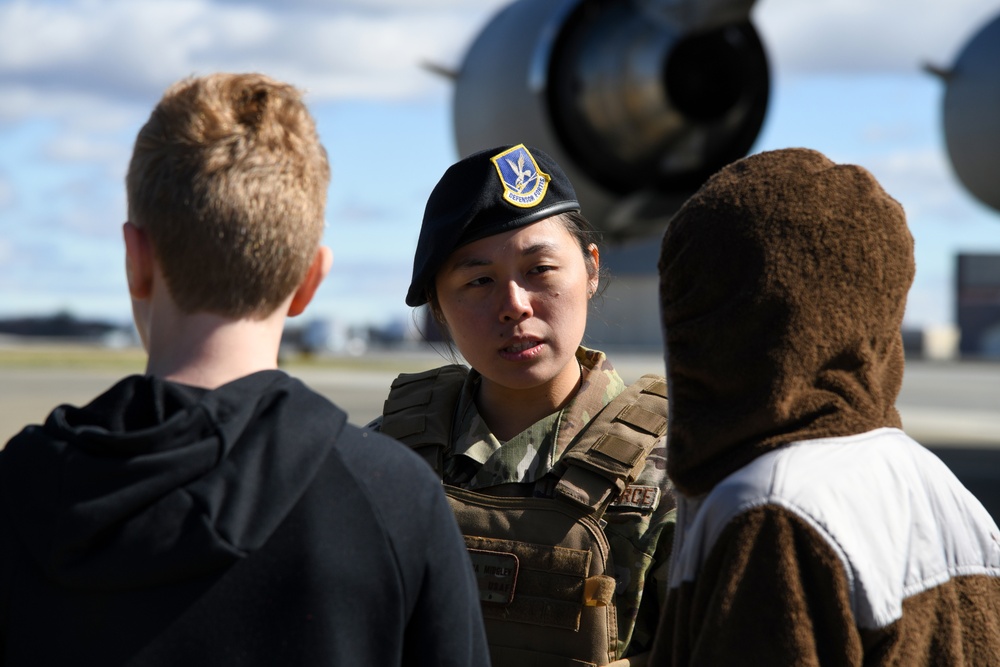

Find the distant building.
[
  {"left": 956, "top": 253, "right": 1000, "bottom": 358},
  {"left": 0, "top": 311, "right": 127, "bottom": 345},
  {"left": 902, "top": 325, "right": 960, "bottom": 360}
]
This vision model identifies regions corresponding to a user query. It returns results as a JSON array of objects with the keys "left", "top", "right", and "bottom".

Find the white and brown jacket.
[
  {"left": 651, "top": 148, "right": 1000, "bottom": 665},
  {"left": 659, "top": 427, "right": 1000, "bottom": 664}
]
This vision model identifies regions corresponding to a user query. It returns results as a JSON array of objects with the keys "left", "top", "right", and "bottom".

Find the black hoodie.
[{"left": 0, "top": 370, "right": 489, "bottom": 666}]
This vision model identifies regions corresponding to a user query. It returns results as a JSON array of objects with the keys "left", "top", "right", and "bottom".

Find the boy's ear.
[
  {"left": 123, "top": 222, "right": 154, "bottom": 300},
  {"left": 288, "top": 246, "right": 333, "bottom": 317}
]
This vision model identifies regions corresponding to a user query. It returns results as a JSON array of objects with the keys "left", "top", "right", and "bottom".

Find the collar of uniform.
[
  {"left": 445, "top": 347, "right": 625, "bottom": 489},
  {"left": 450, "top": 372, "right": 501, "bottom": 466},
  {"left": 449, "top": 371, "right": 563, "bottom": 486},
  {"left": 552, "top": 347, "right": 626, "bottom": 459},
  {"left": 465, "top": 410, "right": 561, "bottom": 489}
]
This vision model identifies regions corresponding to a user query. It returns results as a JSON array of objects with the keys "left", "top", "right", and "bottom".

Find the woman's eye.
[
  {"left": 530, "top": 265, "right": 555, "bottom": 275},
  {"left": 467, "top": 276, "right": 492, "bottom": 287}
]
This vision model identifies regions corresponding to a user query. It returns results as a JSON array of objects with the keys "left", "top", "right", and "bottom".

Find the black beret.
[{"left": 405, "top": 144, "right": 580, "bottom": 307}]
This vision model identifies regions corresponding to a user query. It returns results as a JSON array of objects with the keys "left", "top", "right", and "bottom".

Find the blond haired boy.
[{"left": 0, "top": 73, "right": 488, "bottom": 666}]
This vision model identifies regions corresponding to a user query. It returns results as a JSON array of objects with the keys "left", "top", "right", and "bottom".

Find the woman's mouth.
[{"left": 499, "top": 339, "right": 544, "bottom": 361}]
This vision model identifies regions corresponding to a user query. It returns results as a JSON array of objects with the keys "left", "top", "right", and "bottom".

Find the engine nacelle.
[
  {"left": 453, "top": 0, "right": 769, "bottom": 240},
  {"left": 939, "top": 12, "right": 1000, "bottom": 214}
]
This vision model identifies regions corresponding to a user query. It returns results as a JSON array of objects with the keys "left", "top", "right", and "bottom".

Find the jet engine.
[
  {"left": 452, "top": 0, "right": 770, "bottom": 240},
  {"left": 936, "top": 12, "right": 1000, "bottom": 214}
]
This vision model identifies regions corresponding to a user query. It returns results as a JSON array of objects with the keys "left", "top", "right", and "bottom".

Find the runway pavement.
[{"left": 1, "top": 349, "right": 998, "bottom": 519}]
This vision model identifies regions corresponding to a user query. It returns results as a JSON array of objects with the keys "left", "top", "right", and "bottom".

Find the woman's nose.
[{"left": 499, "top": 280, "right": 532, "bottom": 322}]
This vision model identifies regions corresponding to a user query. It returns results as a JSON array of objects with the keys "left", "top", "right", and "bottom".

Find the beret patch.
[{"left": 491, "top": 145, "right": 550, "bottom": 208}]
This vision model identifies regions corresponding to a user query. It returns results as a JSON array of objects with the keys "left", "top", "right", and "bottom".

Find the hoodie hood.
[
  {"left": 0, "top": 370, "right": 345, "bottom": 591},
  {"left": 658, "top": 148, "right": 914, "bottom": 497}
]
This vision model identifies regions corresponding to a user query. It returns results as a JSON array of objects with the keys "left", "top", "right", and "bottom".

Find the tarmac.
[{"left": 1, "top": 349, "right": 998, "bottom": 519}]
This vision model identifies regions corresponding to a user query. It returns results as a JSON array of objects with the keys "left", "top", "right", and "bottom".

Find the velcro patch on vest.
[
  {"left": 468, "top": 549, "right": 519, "bottom": 605},
  {"left": 609, "top": 484, "right": 660, "bottom": 511}
]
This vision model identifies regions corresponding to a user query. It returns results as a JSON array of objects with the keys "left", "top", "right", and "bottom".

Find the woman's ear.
[{"left": 587, "top": 243, "right": 600, "bottom": 297}]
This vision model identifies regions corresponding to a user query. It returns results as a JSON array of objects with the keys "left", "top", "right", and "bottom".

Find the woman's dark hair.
[{"left": 560, "top": 210, "right": 606, "bottom": 287}]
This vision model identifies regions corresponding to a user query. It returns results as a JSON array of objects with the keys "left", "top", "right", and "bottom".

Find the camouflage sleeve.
[
  {"left": 605, "top": 436, "right": 678, "bottom": 657},
  {"left": 628, "top": 506, "right": 676, "bottom": 654}
]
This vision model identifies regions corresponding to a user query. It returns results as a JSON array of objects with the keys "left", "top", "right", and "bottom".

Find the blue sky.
[{"left": 2, "top": 0, "right": 999, "bottom": 333}]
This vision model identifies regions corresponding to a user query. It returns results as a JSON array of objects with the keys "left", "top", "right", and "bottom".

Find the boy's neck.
[{"left": 143, "top": 308, "right": 287, "bottom": 390}]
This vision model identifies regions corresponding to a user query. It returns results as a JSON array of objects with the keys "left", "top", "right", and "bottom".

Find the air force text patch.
[
  {"left": 609, "top": 485, "right": 661, "bottom": 511},
  {"left": 491, "top": 144, "right": 550, "bottom": 208},
  {"left": 468, "top": 548, "right": 519, "bottom": 605}
]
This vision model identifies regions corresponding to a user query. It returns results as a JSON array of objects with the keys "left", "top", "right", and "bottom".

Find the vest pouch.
[{"left": 446, "top": 486, "right": 618, "bottom": 667}]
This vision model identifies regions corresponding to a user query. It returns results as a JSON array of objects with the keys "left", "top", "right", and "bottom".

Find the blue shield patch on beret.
[{"left": 491, "top": 144, "right": 550, "bottom": 208}]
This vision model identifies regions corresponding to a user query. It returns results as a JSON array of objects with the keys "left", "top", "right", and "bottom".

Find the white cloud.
[
  {"left": 870, "top": 148, "right": 950, "bottom": 194},
  {"left": 0, "top": 85, "right": 140, "bottom": 203},
  {"left": 1, "top": 0, "right": 995, "bottom": 123},
  {"left": 754, "top": 0, "right": 1000, "bottom": 75},
  {"left": 0, "top": 0, "right": 483, "bottom": 190},
  {"left": 865, "top": 147, "right": 989, "bottom": 225},
  {"left": 0, "top": 0, "right": 503, "bottom": 113},
  {"left": 216, "top": 0, "right": 497, "bottom": 10},
  {"left": 42, "top": 134, "right": 131, "bottom": 166},
  {"left": 0, "top": 85, "right": 140, "bottom": 126}
]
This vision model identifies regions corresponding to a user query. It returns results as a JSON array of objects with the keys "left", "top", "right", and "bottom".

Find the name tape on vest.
[
  {"left": 468, "top": 549, "right": 519, "bottom": 605},
  {"left": 609, "top": 485, "right": 661, "bottom": 511}
]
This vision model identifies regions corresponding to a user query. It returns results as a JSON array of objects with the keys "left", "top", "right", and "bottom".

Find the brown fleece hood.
[{"left": 658, "top": 148, "right": 915, "bottom": 497}]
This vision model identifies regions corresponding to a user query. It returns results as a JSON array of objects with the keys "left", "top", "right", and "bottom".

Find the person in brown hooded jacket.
[{"left": 649, "top": 147, "right": 1000, "bottom": 665}]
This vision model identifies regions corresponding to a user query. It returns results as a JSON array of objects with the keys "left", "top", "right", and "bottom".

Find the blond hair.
[{"left": 126, "top": 73, "right": 330, "bottom": 318}]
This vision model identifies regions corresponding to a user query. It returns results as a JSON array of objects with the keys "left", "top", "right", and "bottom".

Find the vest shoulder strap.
[
  {"left": 554, "top": 374, "right": 668, "bottom": 515},
  {"left": 379, "top": 364, "right": 468, "bottom": 473}
]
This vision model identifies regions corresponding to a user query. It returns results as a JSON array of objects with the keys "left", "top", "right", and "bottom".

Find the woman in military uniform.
[{"left": 373, "top": 144, "right": 675, "bottom": 667}]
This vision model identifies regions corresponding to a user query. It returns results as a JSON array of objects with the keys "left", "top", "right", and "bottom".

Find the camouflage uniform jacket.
[{"left": 373, "top": 346, "right": 676, "bottom": 657}]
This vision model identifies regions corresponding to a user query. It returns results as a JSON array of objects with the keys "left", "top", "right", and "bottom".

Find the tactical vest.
[{"left": 380, "top": 366, "right": 668, "bottom": 667}]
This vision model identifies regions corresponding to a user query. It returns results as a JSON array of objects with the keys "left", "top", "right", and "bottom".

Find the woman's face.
[{"left": 433, "top": 216, "right": 599, "bottom": 394}]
